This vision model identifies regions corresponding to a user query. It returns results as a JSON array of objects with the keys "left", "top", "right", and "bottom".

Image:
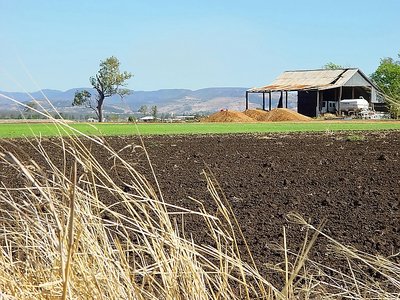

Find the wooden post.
[
  {"left": 269, "top": 91, "right": 272, "bottom": 110},
  {"left": 321, "top": 91, "right": 324, "bottom": 112},
  {"left": 278, "top": 90, "right": 283, "bottom": 108},
  {"left": 316, "top": 90, "right": 320, "bottom": 117},
  {"left": 262, "top": 92, "right": 266, "bottom": 110},
  {"left": 352, "top": 87, "right": 355, "bottom": 99},
  {"left": 285, "top": 91, "right": 288, "bottom": 108},
  {"left": 245, "top": 91, "right": 249, "bottom": 110},
  {"left": 338, "top": 86, "right": 343, "bottom": 115}
]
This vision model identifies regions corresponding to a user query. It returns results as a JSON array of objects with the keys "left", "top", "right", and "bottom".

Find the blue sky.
[{"left": 0, "top": 0, "right": 399, "bottom": 92}]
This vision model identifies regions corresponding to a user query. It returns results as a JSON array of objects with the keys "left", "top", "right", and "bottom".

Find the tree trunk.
[{"left": 97, "top": 94, "right": 105, "bottom": 122}]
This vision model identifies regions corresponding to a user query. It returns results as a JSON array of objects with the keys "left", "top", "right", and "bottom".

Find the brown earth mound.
[
  {"left": 204, "top": 110, "right": 255, "bottom": 122},
  {"left": 243, "top": 109, "right": 269, "bottom": 121},
  {"left": 263, "top": 108, "right": 311, "bottom": 122}
]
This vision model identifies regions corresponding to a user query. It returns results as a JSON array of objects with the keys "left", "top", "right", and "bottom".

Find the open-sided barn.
[{"left": 246, "top": 68, "right": 386, "bottom": 117}]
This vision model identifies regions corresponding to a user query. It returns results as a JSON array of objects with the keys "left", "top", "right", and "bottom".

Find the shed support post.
[
  {"left": 245, "top": 91, "right": 249, "bottom": 110},
  {"left": 269, "top": 92, "right": 272, "bottom": 110},
  {"left": 338, "top": 86, "right": 343, "bottom": 115},
  {"left": 321, "top": 91, "right": 324, "bottom": 112},
  {"left": 262, "top": 92, "right": 266, "bottom": 110},
  {"left": 316, "top": 90, "right": 320, "bottom": 117},
  {"left": 278, "top": 90, "right": 283, "bottom": 108},
  {"left": 370, "top": 86, "right": 376, "bottom": 103},
  {"left": 352, "top": 87, "right": 355, "bottom": 99},
  {"left": 285, "top": 91, "right": 288, "bottom": 108}
]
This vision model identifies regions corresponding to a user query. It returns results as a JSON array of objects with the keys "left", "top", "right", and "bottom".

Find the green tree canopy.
[
  {"left": 138, "top": 105, "right": 148, "bottom": 116},
  {"left": 370, "top": 54, "right": 400, "bottom": 96},
  {"left": 24, "top": 100, "right": 39, "bottom": 113},
  {"left": 151, "top": 105, "right": 158, "bottom": 119},
  {"left": 73, "top": 56, "right": 133, "bottom": 122},
  {"left": 323, "top": 62, "right": 344, "bottom": 70},
  {"left": 371, "top": 52, "right": 400, "bottom": 117}
]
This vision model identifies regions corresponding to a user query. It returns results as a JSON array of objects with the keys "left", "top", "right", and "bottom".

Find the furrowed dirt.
[{"left": 1, "top": 131, "right": 399, "bottom": 284}]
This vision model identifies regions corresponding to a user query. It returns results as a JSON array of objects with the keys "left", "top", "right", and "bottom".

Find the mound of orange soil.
[
  {"left": 243, "top": 109, "right": 269, "bottom": 121},
  {"left": 263, "top": 108, "right": 311, "bottom": 122},
  {"left": 204, "top": 110, "right": 255, "bottom": 122}
]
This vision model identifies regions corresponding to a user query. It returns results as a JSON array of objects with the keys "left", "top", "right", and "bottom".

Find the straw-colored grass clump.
[{"left": 0, "top": 130, "right": 274, "bottom": 299}]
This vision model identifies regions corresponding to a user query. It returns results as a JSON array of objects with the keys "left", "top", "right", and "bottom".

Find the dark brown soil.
[{"left": 1, "top": 131, "right": 399, "bottom": 283}]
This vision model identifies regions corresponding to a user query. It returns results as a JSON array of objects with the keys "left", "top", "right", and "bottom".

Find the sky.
[{"left": 0, "top": 0, "right": 399, "bottom": 92}]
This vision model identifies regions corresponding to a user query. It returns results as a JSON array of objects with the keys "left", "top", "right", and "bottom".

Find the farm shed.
[{"left": 246, "top": 69, "right": 384, "bottom": 117}]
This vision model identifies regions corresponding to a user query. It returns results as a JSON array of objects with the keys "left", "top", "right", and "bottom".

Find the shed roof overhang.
[{"left": 247, "top": 68, "right": 379, "bottom": 93}]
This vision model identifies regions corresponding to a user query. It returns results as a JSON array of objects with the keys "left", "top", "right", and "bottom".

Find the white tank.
[{"left": 340, "top": 98, "right": 369, "bottom": 112}]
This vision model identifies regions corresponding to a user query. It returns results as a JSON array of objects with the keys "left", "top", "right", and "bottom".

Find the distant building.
[
  {"left": 175, "top": 115, "right": 195, "bottom": 120},
  {"left": 246, "top": 68, "right": 386, "bottom": 117},
  {"left": 139, "top": 116, "right": 155, "bottom": 122}
]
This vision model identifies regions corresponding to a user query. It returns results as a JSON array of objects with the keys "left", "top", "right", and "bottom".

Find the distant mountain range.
[{"left": 0, "top": 87, "right": 296, "bottom": 116}]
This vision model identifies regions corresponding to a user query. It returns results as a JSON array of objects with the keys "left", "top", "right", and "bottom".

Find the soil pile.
[
  {"left": 263, "top": 108, "right": 311, "bottom": 122},
  {"left": 204, "top": 110, "right": 255, "bottom": 122},
  {"left": 204, "top": 108, "right": 310, "bottom": 123},
  {"left": 243, "top": 109, "right": 269, "bottom": 121}
]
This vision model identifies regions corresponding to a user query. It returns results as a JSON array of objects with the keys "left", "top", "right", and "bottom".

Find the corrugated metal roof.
[
  {"left": 248, "top": 68, "right": 371, "bottom": 92},
  {"left": 322, "top": 68, "right": 359, "bottom": 90}
]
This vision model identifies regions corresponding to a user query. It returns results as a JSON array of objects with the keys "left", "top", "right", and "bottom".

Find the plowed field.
[{"left": 1, "top": 131, "right": 399, "bottom": 283}]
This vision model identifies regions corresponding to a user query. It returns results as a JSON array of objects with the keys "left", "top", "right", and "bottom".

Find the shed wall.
[{"left": 343, "top": 72, "right": 371, "bottom": 87}]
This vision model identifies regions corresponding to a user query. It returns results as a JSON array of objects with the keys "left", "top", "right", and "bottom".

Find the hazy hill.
[{"left": 0, "top": 87, "right": 295, "bottom": 115}]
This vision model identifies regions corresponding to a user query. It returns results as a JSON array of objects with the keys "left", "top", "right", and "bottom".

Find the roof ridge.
[{"left": 284, "top": 68, "right": 358, "bottom": 73}]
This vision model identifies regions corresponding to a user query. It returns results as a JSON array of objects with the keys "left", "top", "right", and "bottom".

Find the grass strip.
[{"left": 0, "top": 121, "right": 399, "bottom": 138}]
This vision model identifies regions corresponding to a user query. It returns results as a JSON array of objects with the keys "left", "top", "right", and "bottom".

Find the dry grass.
[
  {"left": 0, "top": 96, "right": 399, "bottom": 299},
  {"left": 0, "top": 128, "right": 274, "bottom": 299}
]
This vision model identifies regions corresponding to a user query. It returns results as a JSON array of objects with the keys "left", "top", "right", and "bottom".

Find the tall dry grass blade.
[
  {"left": 283, "top": 226, "right": 289, "bottom": 299},
  {"left": 61, "top": 157, "right": 77, "bottom": 300}
]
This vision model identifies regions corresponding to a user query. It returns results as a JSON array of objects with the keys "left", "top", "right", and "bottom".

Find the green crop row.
[{"left": 0, "top": 121, "right": 399, "bottom": 138}]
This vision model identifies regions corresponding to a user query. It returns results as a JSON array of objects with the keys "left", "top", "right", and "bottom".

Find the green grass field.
[{"left": 0, "top": 121, "right": 399, "bottom": 138}]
